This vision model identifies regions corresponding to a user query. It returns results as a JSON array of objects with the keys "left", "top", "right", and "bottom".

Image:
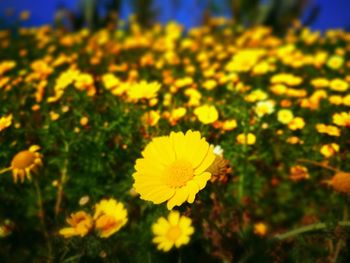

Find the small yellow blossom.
[
  {"left": 320, "top": 143, "right": 339, "bottom": 158},
  {"left": 288, "top": 117, "right": 305, "bottom": 130},
  {"left": 254, "top": 222, "right": 268, "bottom": 236},
  {"left": 0, "top": 114, "right": 12, "bottom": 132},
  {"left": 327, "top": 55, "right": 344, "bottom": 70},
  {"left": 329, "top": 79, "right": 348, "bottom": 92},
  {"left": 127, "top": 81, "right": 161, "bottom": 102},
  {"left": 152, "top": 211, "right": 194, "bottom": 252},
  {"left": 333, "top": 112, "right": 350, "bottom": 127},
  {"left": 93, "top": 199, "right": 128, "bottom": 238},
  {"left": 236, "top": 133, "right": 256, "bottom": 145},
  {"left": 194, "top": 105, "right": 219, "bottom": 124},
  {"left": 59, "top": 211, "right": 93, "bottom": 238},
  {"left": 277, "top": 109, "right": 294, "bottom": 124}
]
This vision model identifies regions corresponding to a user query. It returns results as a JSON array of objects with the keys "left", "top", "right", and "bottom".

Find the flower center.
[
  {"left": 165, "top": 160, "right": 193, "bottom": 188},
  {"left": 166, "top": 226, "right": 182, "bottom": 241},
  {"left": 11, "top": 151, "right": 35, "bottom": 169}
]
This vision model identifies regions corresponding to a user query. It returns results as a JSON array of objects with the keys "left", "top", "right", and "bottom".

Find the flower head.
[
  {"left": 277, "top": 109, "right": 294, "bottom": 124},
  {"left": 0, "top": 114, "right": 12, "bottom": 132},
  {"left": 333, "top": 112, "right": 350, "bottom": 127},
  {"left": 11, "top": 145, "right": 42, "bottom": 183},
  {"left": 152, "top": 211, "right": 194, "bottom": 252},
  {"left": 330, "top": 172, "right": 350, "bottom": 195},
  {"left": 93, "top": 199, "right": 128, "bottom": 238},
  {"left": 236, "top": 133, "right": 256, "bottom": 145},
  {"left": 127, "top": 81, "right": 161, "bottom": 102},
  {"left": 59, "top": 211, "right": 93, "bottom": 238},
  {"left": 133, "top": 130, "right": 215, "bottom": 210},
  {"left": 194, "top": 105, "right": 219, "bottom": 124}
]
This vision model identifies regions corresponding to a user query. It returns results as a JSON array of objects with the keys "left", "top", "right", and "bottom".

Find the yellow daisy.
[
  {"left": 0, "top": 114, "right": 12, "bottom": 132},
  {"left": 93, "top": 198, "right": 128, "bottom": 238},
  {"left": 59, "top": 211, "right": 93, "bottom": 238},
  {"left": 10, "top": 145, "right": 43, "bottom": 183},
  {"left": 152, "top": 211, "right": 194, "bottom": 252},
  {"left": 133, "top": 130, "right": 216, "bottom": 210}
]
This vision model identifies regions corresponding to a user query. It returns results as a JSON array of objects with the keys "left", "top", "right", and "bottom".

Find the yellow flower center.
[
  {"left": 11, "top": 150, "right": 36, "bottom": 169},
  {"left": 166, "top": 225, "right": 182, "bottom": 241},
  {"left": 165, "top": 160, "right": 193, "bottom": 188}
]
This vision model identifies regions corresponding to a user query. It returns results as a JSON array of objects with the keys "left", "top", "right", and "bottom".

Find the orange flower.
[{"left": 59, "top": 211, "right": 93, "bottom": 238}]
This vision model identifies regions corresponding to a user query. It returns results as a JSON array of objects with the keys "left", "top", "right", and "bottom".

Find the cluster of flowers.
[{"left": 1, "top": 16, "right": 350, "bottom": 259}]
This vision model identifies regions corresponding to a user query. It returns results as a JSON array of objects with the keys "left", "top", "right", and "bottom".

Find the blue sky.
[{"left": 0, "top": 0, "right": 349, "bottom": 30}]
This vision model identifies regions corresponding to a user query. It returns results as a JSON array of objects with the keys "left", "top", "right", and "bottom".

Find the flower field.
[{"left": 1, "top": 18, "right": 350, "bottom": 262}]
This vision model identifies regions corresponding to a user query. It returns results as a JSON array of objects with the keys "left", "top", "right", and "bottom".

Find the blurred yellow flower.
[
  {"left": 142, "top": 110, "right": 160, "bottom": 126},
  {"left": 102, "top": 73, "right": 120, "bottom": 90},
  {"left": 288, "top": 117, "right": 305, "bottom": 130},
  {"left": 327, "top": 55, "right": 344, "bottom": 70},
  {"left": 277, "top": 109, "right": 294, "bottom": 124},
  {"left": 254, "top": 222, "right": 268, "bottom": 236},
  {"left": 93, "top": 199, "right": 128, "bottom": 238},
  {"left": 127, "top": 81, "right": 161, "bottom": 102},
  {"left": 0, "top": 114, "right": 12, "bottom": 132},
  {"left": 152, "top": 211, "right": 194, "bottom": 252},
  {"left": 133, "top": 130, "right": 215, "bottom": 210},
  {"left": 320, "top": 143, "right": 339, "bottom": 158},
  {"left": 222, "top": 119, "right": 237, "bottom": 131},
  {"left": 194, "top": 105, "right": 218, "bottom": 124},
  {"left": 333, "top": 112, "right": 350, "bottom": 127},
  {"left": 237, "top": 133, "right": 256, "bottom": 145},
  {"left": 59, "top": 211, "right": 93, "bottom": 238},
  {"left": 316, "top": 124, "right": 340, "bottom": 137},
  {"left": 329, "top": 79, "right": 348, "bottom": 92},
  {"left": 254, "top": 100, "right": 275, "bottom": 117}
]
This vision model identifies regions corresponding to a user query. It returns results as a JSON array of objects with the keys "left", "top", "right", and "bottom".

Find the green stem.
[
  {"left": 238, "top": 111, "right": 249, "bottom": 203},
  {"left": 274, "top": 221, "right": 350, "bottom": 240},
  {"left": 33, "top": 177, "right": 53, "bottom": 262},
  {"left": 55, "top": 143, "right": 69, "bottom": 217},
  {"left": 0, "top": 167, "right": 11, "bottom": 174}
]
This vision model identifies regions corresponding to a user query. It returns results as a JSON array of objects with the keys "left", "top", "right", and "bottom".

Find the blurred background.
[{"left": 0, "top": 0, "right": 349, "bottom": 32}]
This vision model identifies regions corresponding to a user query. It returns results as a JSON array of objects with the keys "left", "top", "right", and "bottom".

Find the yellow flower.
[
  {"left": 93, "top": 199, "right": 128, "bottom": 238},
  {"left": 0, "top": 114, "right": 12, "bottom": 132},
  {"left": 202, "top": 79, "right": 217, "bottom": 90},
  {"left": 194, "top": 105, "right": 218, "bottom": 124},
  {"left": 142, "top": 110, "right": 160, "bottom": 126},
  {"left": 152, "top": 211, "right": 194, "bottom": 252},
  {"left": 320, "top": 143, "right": 339, "bottom": 158},
  {"left": 254, "top": 100, "right": 275, "bottom": 117},
  {"left": 102, "top": 73, "right": 120, "bottom": 90},
  {"left": 333, "top": 112, "right": 350, "bottom": 127},
  {"left": 169, "top": 107, "right": 187, "bottom": 125},
  {"left": 10, "top": 145, "right": 42, "bottom": 183},
  {"left": 329, "top": 95, "right": 343, "bottom": 105},
  {"left": 222, "top": 119, "right": 237, "bottom": 131},
  {"left": 277, "top": 109, "right": 294, "bottom": 124},
  {"left": 288, "top": 117, "right": 305, "bottom": 130},
  {"left": 315, "top": 124, "right": 340, "bottom": 137},
  {"left": 254, "top": 222, "right": 268, "bottom": 236},
  {"left": 270, "top": 73, "right": 302, "bottom": 86},
  {"left": 133, "top": 130, "right": 215, "bottom": 210},
  {"left": 329, "top": 79, "right": 348, "bottom": 92},
  {"left": 127, "top": 81, "right": 161, "bottom": 102},
  {"left": 59, "top": 211, "right": 93, "bottom": 238},
  {"left": 327, "top": 55, "right": 344, "bottom": 70},
  {"left": 310, "top": 78, "right": 329, "bottom": 89},
  {"left": 236, "top": 133, "right": 256, "bottom": 145}
]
